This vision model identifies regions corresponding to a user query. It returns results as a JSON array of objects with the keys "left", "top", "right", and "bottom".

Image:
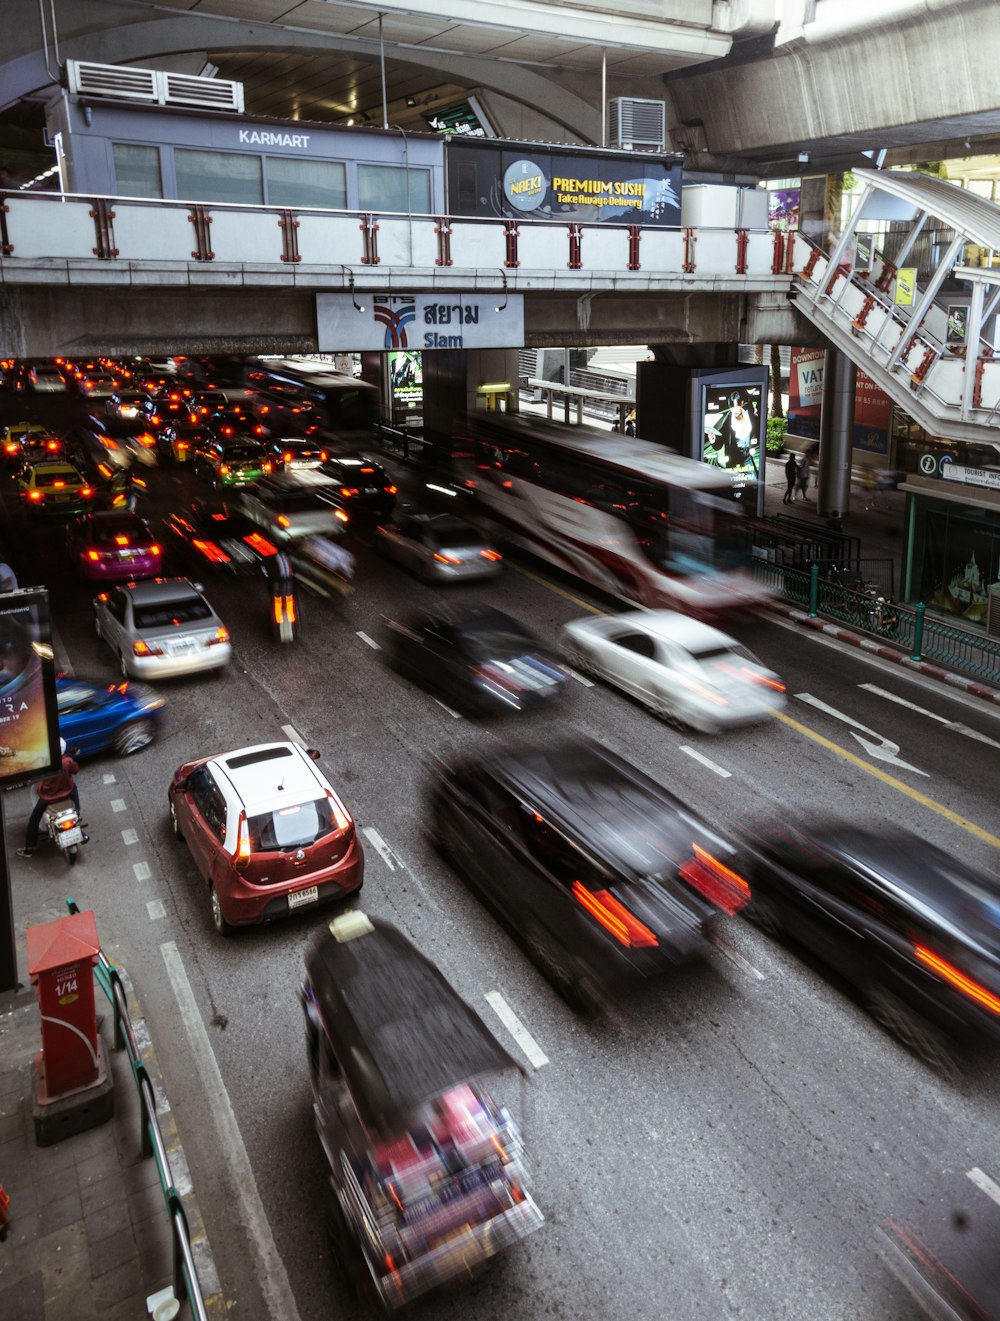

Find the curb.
[{"left": 772, "top": 602, "right": 1000, "bottom": 705}]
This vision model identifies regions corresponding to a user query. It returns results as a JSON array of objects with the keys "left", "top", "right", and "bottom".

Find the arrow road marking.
[
  {"left": 860, "top": 684, "right": 1000, "bottom": 750},
  {"left": 795, "top": 693, "right": 927, "bottom": 776}
]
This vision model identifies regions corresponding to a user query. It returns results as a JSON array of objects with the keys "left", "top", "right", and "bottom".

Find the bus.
[
  {"left": 454, "top": 414, "right": 771, "bottom": 617},
  {"left": 244, "top": 359, "right": 378, "bottom": 442}
]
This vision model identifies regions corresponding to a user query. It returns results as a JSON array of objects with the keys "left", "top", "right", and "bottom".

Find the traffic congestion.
[{"left": 2, "top": 353, "right": 999, "bottom": 1320}]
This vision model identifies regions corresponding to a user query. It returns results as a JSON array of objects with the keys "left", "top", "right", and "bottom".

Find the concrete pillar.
[{"left": 817, "top": 348, "right": 855, "bottom": 520}]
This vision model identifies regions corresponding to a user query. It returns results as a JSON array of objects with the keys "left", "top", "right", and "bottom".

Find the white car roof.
[
  {"left": 616, "top": 610, "right": 737, "bottom": 651},
  {"left": 210, "top": 742, "right": 327, "bottom": 816}
]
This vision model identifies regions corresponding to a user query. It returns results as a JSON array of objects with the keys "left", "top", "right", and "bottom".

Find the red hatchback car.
[
  {"left": 67, "top": 511, "right": 163, "bottom": 583},
  {"left": 167, "top": 741, "right": 364, "bottom": 935}
]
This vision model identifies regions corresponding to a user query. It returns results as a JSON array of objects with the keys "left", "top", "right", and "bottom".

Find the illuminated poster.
[
  {"left": 895, "top": 268, "right": 917, "bottom": 306},
  {"left": 389, "top": 351, "right": 423, "bottom": 426},
  {"left": 946, "top": 305, "right": 969, "bottom": 345},
  {"left": 447, "top": 140, "right": 683, "bottom": 227},
  {"left": 768, "top": 188, "right": 800, "bottom": 232},
  {"left": 700, "top": 379, "right": 765, "bottom": 512},
  {"left": 0, "top": 589, "right": 60, "bottom": 785},
  {"left": 787, "top": 347, "right": 891, "bottom": 455}
]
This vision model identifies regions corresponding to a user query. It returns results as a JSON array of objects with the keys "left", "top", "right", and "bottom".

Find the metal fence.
[
  {"left": 66, "top": 899, "right": 209, "bottom": 1321},
  {"left": 755, "top": 562, "right": 1000, "bottom": 684}
]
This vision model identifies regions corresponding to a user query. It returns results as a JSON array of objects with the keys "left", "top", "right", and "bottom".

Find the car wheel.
[
  {"left": 168, "top": 797, "right": 182, "bottom": 839},
  {"left": 523, "top": 920, "right": 602, "bottom": 1016},
  {"left": 650, "top": 691, "right": 681, "bottom": 727},
  {"left": 747, "top": 894, "right": 784, "bottom": 939},
  {"left": 209, "top": 884, "right": 232, "bottom": 937},
  {"left": 864, "top": 983, "right": 961, "bottom": 1079},
  {"left": 114, "top": 718, "right": 155, "bottom": 756}
]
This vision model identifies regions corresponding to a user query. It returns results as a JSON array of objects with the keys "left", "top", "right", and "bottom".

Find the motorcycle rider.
[{"left": 16, "top": 739, "right": 88, "bottom": 859}]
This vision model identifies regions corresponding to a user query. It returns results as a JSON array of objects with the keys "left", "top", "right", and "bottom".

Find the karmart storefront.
[
  {"left": 901, "top": 465, "right": 1000, "bottom": 628},
  {"left": 446, "top": 138, "right": 682, "bottom": 227}
]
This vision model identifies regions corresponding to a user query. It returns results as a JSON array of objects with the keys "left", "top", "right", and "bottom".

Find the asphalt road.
[{"left": 5, "top": 388, "right": 1000, "bottom": 1321}]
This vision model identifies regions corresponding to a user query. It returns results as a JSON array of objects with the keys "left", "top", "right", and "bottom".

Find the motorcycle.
[{"left": 43, "top": 798, "right": 86, "bottom": 865}]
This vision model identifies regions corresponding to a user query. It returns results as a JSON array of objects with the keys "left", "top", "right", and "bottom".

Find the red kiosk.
[{"left": 26, "top": 910, "right": 114, "bottom": 1144}]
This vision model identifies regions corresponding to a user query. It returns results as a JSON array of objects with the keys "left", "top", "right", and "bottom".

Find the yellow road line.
[
  {"left": 773, "top": 709, "right": 1000, "bottom": 849},
  {"left": 509, "top": 561, "right": 605, "bottom": 614}
]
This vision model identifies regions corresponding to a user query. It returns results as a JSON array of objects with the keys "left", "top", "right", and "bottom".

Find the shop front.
[{"left": 901, "top": 474, "right": 1000, "bottom": 627}]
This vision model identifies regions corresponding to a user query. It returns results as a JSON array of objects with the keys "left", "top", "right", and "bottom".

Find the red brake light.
[
  {"left": 149, "top": 544, "right": 161, "bottom": 557},
  {"left": 334, "top": 509, "right": 349, "bottom": 523},
  {"left": 206, "top": 626, "right": 230, "bottom": 646},
  {"left": 192, "top": 539, "right": 230, "bottom": 564},
  {"left": 234, "top": 810, "right": 251, "bottom": 871},
  {"left": 219, "top": 464, "right": 230, "bottom": 475},
  {"left": 340, "top": 486, "right": 359, "bottom": 497},
  {"left": 325, "top": 788, "right": 353, "bottom": 835},
  {"left": 480, "top": 549, "right": 502, "bottom": 562},
  {"left": 385, "top": 484, "right": 398, "bottom": 495},
  {"left": 81, "top": 487, "right": 93, "bottom": 498},
  {"left": 434, "top": 552, "right": 462, "bottom": 565},
  {"left": 678, "top": 845, "right": 750, "bottom": 916},
  {"left": 571, "top": 881, "right": 658, "bottom": 948},
  {"left": 87, "top": 550, "right": 100, "bottom": 561},
  {"left": 114, "top": 535, "right": 129, "bottom": 547},
  {"left": 913, "top": 945, "right": 1000, "bottom": 1015},
  {"left": 273, "top": 594, "right": 296, "bottom": 625},
  {"left": 282, "top": 451, "right": 292, "bottom": 463},
  {"left": 243, "top": 532, "right": 278, "bottom": 557},
  {"left": 28, "top": 490, "right": 43, "bottom": 501},
  {"left": 132, "top": 639, "right": 164, "bottom": 657}
]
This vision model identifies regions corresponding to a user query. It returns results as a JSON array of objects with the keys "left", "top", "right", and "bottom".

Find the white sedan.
[{"left": 561, "top": 610, "right": 786, "bottom": 733}]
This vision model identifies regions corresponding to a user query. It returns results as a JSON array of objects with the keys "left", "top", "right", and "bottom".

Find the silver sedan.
[
  {"left": 376, "top": 512, "right": 502, "bottom": 583},
  {"left": 94, "top": 577, "right": 232, "bottom": 680},
  {"left": 561, "top": 609, "right": 786, "bottom": 733}
]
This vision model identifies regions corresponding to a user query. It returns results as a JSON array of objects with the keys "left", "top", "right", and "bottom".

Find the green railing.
[{"left": 756, "top": 562, "right": 1000, "bottom": 685}]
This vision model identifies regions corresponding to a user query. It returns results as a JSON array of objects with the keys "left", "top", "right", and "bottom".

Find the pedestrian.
[
  {"left": 796, "top": 453, "right": 812, "bottom": 500},
  {"left": 783, "top": 452, "right": 798, "bottom": 504},
  {"left": 0, "top": 562, "right": 17, "bottom": 594},
  {"left": 16, "top": 739, "right": 88, "bottom": 859}
]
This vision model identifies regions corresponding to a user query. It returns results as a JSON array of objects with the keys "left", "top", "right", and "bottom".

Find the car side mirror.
[
  {"left": 306, "top": 748, "right": 321, "bottom": 761},
  {"left": 175, "top": 776, "right": 189, "bottom": 793}
]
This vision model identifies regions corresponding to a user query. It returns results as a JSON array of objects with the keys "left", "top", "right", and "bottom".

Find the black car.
[
  {"left": 208, "top": 406, "right": 266, "bottom": 441},
  {"left": 160, "top": 500, "right": 279, "bottom": 574},
  {"left": 316, "top": 453, "right": 397, "bottom": 519},
  {"left": 269, "top": 435, "right": 328, "bottom": 471},
  {"left": 385, "top": 603, "right": 569, "bottom": 714},
  {"left": 429, "top": 738, "right": 748, "bottom": 1010},
  {"left": 740, "top": 824, "right": 1000, "bottom": 1070}
]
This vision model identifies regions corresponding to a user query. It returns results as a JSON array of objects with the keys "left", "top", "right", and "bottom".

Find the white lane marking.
[
  {"left": 111, "top": 798, "right": 127, "bottom": 813},
  {"left": 161, "top": 942, "right": 303, "bottom": 1321},
  {"left": 121, "top": 828, "right": 139, "bottom": 845},
  {"left": 967, "top": 1167, "right": 1000, "bottom": 1207},
  {"left": 485, "top": 992, "right": 549, "bottom": 1069},
  {"left": 711, "top": 933, "right": 765, "bottom": 981},
  {"left": 146, "top": 899, "right": 166, "bottom": 921},
  {"left": 796, "top": 692, "right": 928, "bottom": 776},
  {"left": 567, "top": 667, "right": 594, "bottom": 688},
  {"left": 102, "top": 773, "right": 116, "bottom": 785},
  {"left": 434, "top": 698, "right": 462, "bottom": 719},
  {"left": 361, "top": 827, "right": 402, "bottom": 871},
  {"left": 861, "top": 683, "right": 1000, "bottom": 750},
  {"left": 281, "top": 723, "right": 305, "bottom": 747},
  {"left": 133, "top": 861, "right": 151, "bottom": 882},
  {"left": 356, "top": 630, "right": 380, "bottom": 650},
  {"left": 680, "top": 746, "right": 732, "bottom": 778}
]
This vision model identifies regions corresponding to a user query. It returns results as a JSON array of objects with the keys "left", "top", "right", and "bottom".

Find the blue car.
[{"left": 57, "top": 676, "right": 166, "bottom": 757}]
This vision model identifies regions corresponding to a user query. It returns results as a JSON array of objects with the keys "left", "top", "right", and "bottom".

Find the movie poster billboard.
[
  {"left": 768, "top": 188, "right": 800, "bottom": 232},
  {"left": 0, "top": 589, "right": 60, "bottom": 786},
  {"left": 446, "top": 139, "right": 682, "bottom": 227},
  {"left": 695, "top": 367, "right": 768, "bottom": 516},
  {"left": 389, "top": 350, "right": 423, "bottom": 425},
  {"left": 946, "top": 305, "right": 969, "bottom": 345}
]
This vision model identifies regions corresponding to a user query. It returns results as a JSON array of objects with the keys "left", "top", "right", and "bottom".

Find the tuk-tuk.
[{"left": 300, "top": 911, "right": 544, "bottom": 1310}]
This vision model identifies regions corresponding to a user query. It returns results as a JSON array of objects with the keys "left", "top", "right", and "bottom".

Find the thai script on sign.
[{"left": 424, "top": 303, "right": 480, "bottom": 325}]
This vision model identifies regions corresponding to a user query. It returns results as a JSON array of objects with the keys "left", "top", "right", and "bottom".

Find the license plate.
[
  {"left": 288, "top": 886, "right": 318, "bottom": 910},
  {"left": 59, "top": 825, "right": 83, "bottom": 846}
]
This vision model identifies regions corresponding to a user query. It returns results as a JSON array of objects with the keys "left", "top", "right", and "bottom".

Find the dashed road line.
[
  {"left": 102, "top": 772, "right": 116, "bottom": 785},
  {"left": 121, "top": 827, "right": 139, "bottom": 845},
  {"left": 111, "top": 798, "right": 127, "bottom": 813},
  {"left": 567, "top": 667, "right": 594, "bottom": 687},
  {"left": 967, "top": 1167, "right": 1000, "bottom": 1207},
  {"left": 133, "top": 861, "right": 151, "bottom": 882},
  {"left": 680, "top": 746, "right": 732, "bottom": 778},
  {"left": 356, "top": 630, "right": 380, "bottom": 650},
  {"left": 711, "top": 933, "right": 765, "bottom": 981},
  {"left": 361, "top": 827, "right": 403, "bottom": 872},
  {"left": 281, "top": 723, "right": 305, "bottom": 747},
  {"left": 434, "top": 698, "right": 462, "bottom": 719},
  {"left": 161, "top": 941, "right": 302, "bottom": 1321},
  {"left": 485, "top": 992, "right": 549, "bottom": 1069},
  {"left": 146, "top": 899, "right": 166, "bottom": 921}
]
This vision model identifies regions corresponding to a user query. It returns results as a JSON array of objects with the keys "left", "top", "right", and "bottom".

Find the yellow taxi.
[{"left": 17, "top": 460, "right": 94, "bottom": 516}]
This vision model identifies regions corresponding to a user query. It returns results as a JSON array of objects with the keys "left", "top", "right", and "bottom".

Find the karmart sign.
[{"left": 316, "top": 293, "right": 524, "bottom": 352}]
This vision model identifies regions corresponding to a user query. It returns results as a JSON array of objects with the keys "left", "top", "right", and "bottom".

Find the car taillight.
[
  {"left": 192, "top": 539, "right": 231, "bottom": 564},
  {"left": 320, "top": 451, "right": 328, "bottom": 462},
  {"left": 87, "top": 550, "right": 100, "bottom": 561},
  {"left": 743, "top": 669, "right": 786, "bottom": 692},
  {"left": 149, "top": 544, "right": 161, "bottom": 557},
  {"left": 340, "top": 486, "right": 359, "bottom": 497},
  {"left": 115, "top": 535, "right": 129, "bottom": 547},
  {"left": 46, "top": 440, "right": 59, "bottom": 451},
  {"left": 334, "top": 509, "right": 349, "bottom": 524},
  {"left": 434, "top": 552, "right": 462, "bottom": 565},
  {"left": 480, "top": 549, "right": 502, "bottom": 562},
  {"left": 53, "top": 480, "right": 65, "bottom": 489},
  {"left": 360, "top": 467, "right": 374, "bottom": 475},
  {"left": 325, "top": 789, "right": 353, "bottom": 837},
  {"left": 132, "top": 640, "right": 164, "bottom": 657},
  {"left": 243, "top": 532, "right": 278, "bottom": 557},
  {"left": 151, "top": 414, "right": 161, "bottom": 425},
  {"left": 206, "top": 627, "right": 230, "bottom": 646},
  {"left": 28, "top": 490, "right": 43, "bottom": 501},
  {"left": 914, "top": 945, "right": 1000, "bottom": 1015},
  {"left": 273, "top": 594, "right": 296, "bottom": 625},
  {"left": 81, "top": 488, "right": 93, "bottom": 498},
  {"left": 282, "top": 451, "right": 292, "bottom": 463},
  {"left": 277, "top": 515, "right": 290, "bottom": 528},
  {"left": 571, "top": 881, "right": 658, "bottom": 948},
  {"left": 263, "top": 461, "right": 273, "bottom": 473},
  {"left": 234, "top": 810, "right": 251, "bottom": 872},
  {"left": 219, "top": 464, "right": 230, "bottom": 475},
  {"left": 385, "top": 484, "right": 398, "bottom": 495},
  {"left": 678, "top": 844, "right": 750, "bottom": 916}
]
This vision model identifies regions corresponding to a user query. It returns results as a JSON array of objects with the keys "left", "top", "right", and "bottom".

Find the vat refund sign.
[{"left": 317, "top": 293, "right": 524, "bottom": 352}]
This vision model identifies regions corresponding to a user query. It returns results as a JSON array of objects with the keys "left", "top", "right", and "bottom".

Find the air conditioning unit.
[
  {"left": 66, "top": 60, "right": 244, "bottom": 114},
  {"left": 607, "top": 98, "right": 666, "bottom": 152}
]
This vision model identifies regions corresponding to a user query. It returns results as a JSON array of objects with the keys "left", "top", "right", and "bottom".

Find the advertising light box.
[
  {"left": 317, "top": 293, "right": 524, "bottom": 352},
  {"left": 0, "top": 589, "right": 60, "bottom": 787},
  {"left": 692, "top": 366, "right": 769, "bottom": 516}
]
